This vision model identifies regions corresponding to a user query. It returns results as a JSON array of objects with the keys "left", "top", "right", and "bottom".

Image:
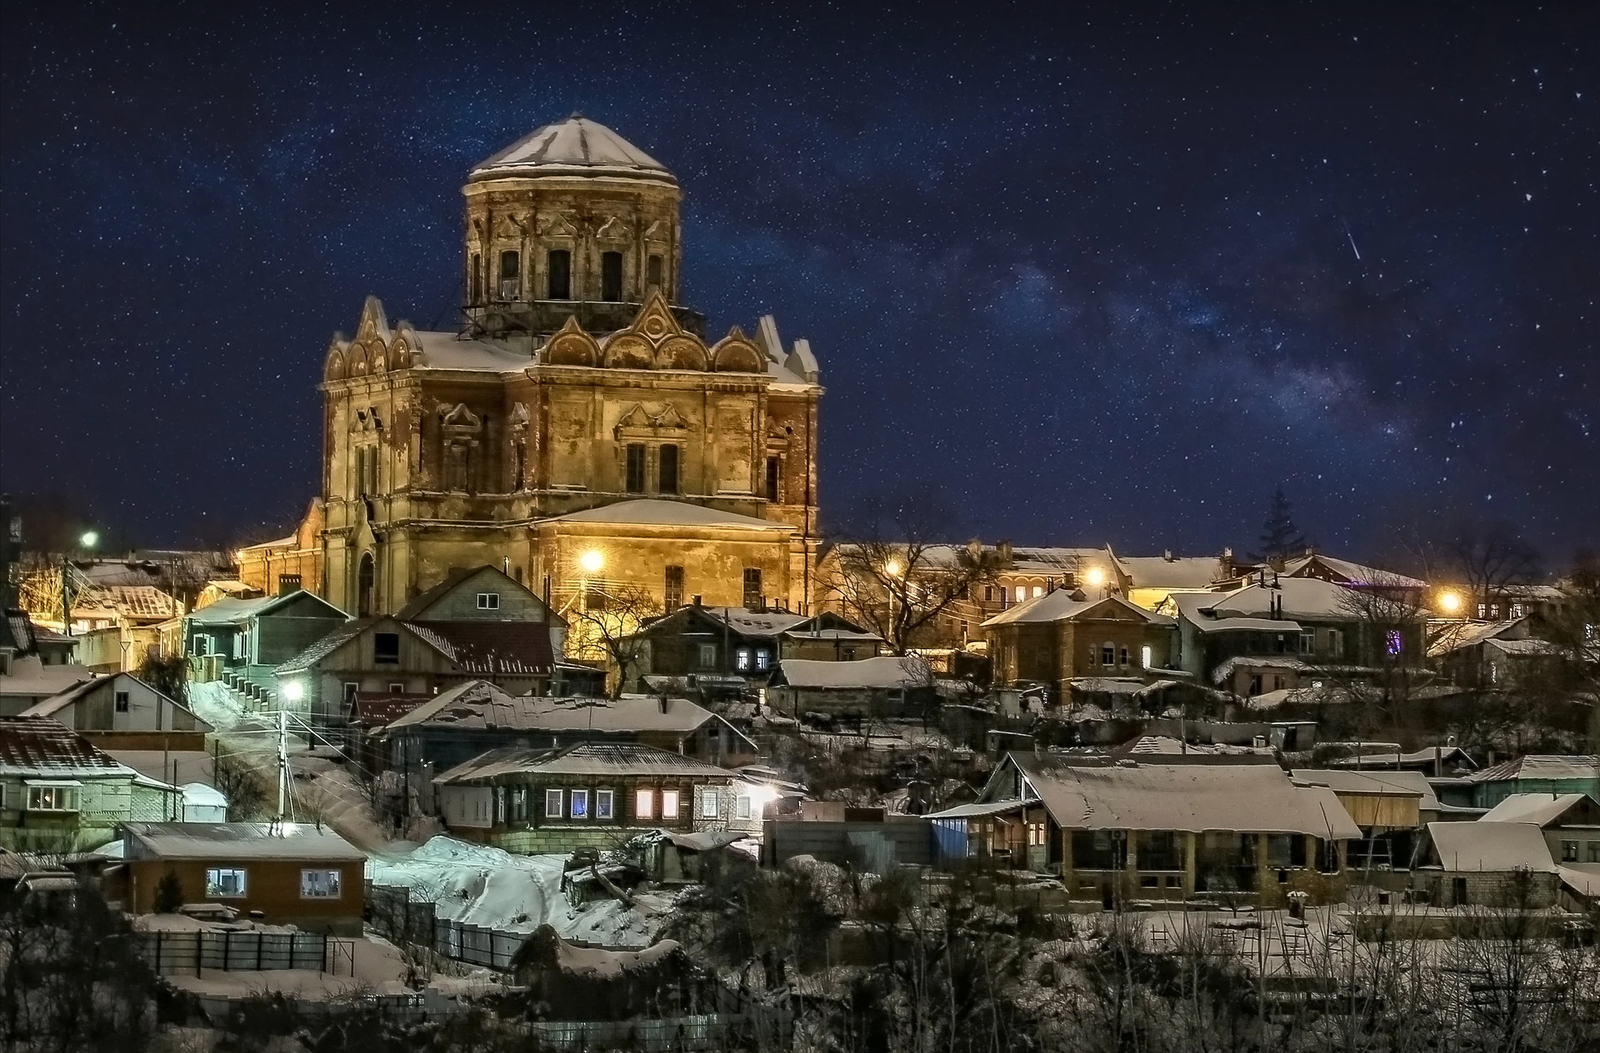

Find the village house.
[
  {"left": 1415, "top": 821, "right": 1561, "bottom": 909},
  {"left": 1481, "top": 792, "right": 1600, "bottom": 866},
  {"left": 766, "top": 654, "right": 935, "bottom": 721},
  {"left": 924, "top": 751, "right": 1361, "bottom": 907},
  {"left": 273, "top": 565, "right": 565, "bottom": 720},
  {"left": 0, "top": 654, "right": 97, "bottom": 715},
  {"left": 183, "top": 588, "right": 349, "bottom": 681},
  {"left": 117, "top": 821, "right": 366, "bottom": 934},
  {"left": 19, "top": 671, "right": 211, "bottom": 750},
  {"left": 983, "top": 589, "right": 1175, "bottom": 699},
  {"left": 0, "top": 716, "right": 181, "bottom": 852},
  {"left": 432, "top": 741, "right": 754, "bottom": 854},
  {"left": 1111, "top": 549, "right": 1236, "bottom": 611},
  {"left": 374, "top": 679, "right": 757, "bottom": 782},
  {"left": 1467, "top": 755, "right": 1599, "bottom": 809},
  {"left": 1290, "top": 768, "right": 1444, "bottom": 871},
  {"left": 1428, "top": 616, "right": 1566, "bottom": 690},
  {"left": 1169, "top": 576, "right": 1427, "bottom": 698},
  {"left": 60, "top": 584, "right": 182, "bottom": 674},
  {"left": 629, "top": 603, "right": 881, "bottom": 684}
]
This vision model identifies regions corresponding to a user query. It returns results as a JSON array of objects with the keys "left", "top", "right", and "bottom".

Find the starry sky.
[{"left": 3, "top": 1, "right": 1596, "bottom": 563}]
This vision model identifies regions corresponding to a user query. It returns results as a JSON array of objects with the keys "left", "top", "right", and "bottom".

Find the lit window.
[
  {"left": 1033, "top": 586, "right": 1043, "bottom": 598},
  {"left": 1140, "top": 645, "right": 1153, "bottom": 668},
  {"left": 300, "top": 869, "right": 341, "bottom": 899},
  {"left": 206, "top": 868, "right": 247, "bottom": 898},
  {"left": 115, "top": 691, "right": 130, "bottom": 713},
  {"left": 571, "top": 789, "right": 589, "bottom": 819},
  {"left": 700, "top": 790, "right": 719, "bottom": 819},
  {"left": 736, "top": 795, "right": 752, "bottom": 820},
  {"left": 661, "top": 790, "right": 680, "bottom": 820},
  {"left": 1509, "top": 603, "right": 1525, "bottom": 619},
  {"left": 1386, "top": 631, "right": 1404, "bottom": 656},
  {"left": 755, "top": 650, "right": 771, "bottom": 671},
  {"left": 736, "top": 648, "right": 752, "bottom": 671},
  {"left": 476, "top": 592, "right": 500, "bottom": 610},
  {"left": 26, "top": 784, "right": 79, "bottom": 811},
  {"left": 635, "top": 789, "right": 654, "bottom": 819},
  {"left": 545, "top": 789, "right": 563, "bottom": 818}
]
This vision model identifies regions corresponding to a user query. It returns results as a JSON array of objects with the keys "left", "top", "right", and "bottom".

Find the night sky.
[{"left": 3, "top": 1, "right": 1596, "bottom": 563}]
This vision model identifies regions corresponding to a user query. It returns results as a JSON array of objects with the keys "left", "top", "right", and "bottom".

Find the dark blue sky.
[{"left": 3, "top": 1, "right": 1596, "bottom": 561}]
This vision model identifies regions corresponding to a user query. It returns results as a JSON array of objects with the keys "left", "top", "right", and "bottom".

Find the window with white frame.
[
  {"left": 700, "top": 790, "right": 719, "bottom": 819},
  {"left": 596, "top": 789, "right": 614, "bottom": 819},
  {"left": 735, "top": 648, "right": 751, "bottom": 671},
  {"left": 1328, "top": 629, "right": 1344, "bottom": 657},
  {"left": 26, "top": 784, "right": 79, "bottom": 811},
  {"left": 571, "top": 789, "right": 589, "bottom": 819},
  {"left": 115, "top": 691, "right": 131, "bottom": 713},
  {"left": 545, "top": 789, "right": 564, "bottom": 818},
  {"left": 1299, "top": 631, "right": 1316, "bottom": 655},
  {"left": 301, "top": 869, "right": 341, "bottom": 898},
  {"left": 476, "top": 592, "right": 500, "bottom": 610},
  {"left": 736, "top": 795, "right": 752, "bottom": 820},
  {"left": 635, "top": 789, "right": 654, "bottom": 819},
  {"left": 1140, "top": 644, "right": 1153, "bottom": 668},
  {"left": 206, "top": 868, "right": 247, "bottom": 897},
  {"left": 661, "top": 790, "right": 680, "bottom": 820},
  {"left": 697, "top": 643, "right": 717, "bottom": 669}
]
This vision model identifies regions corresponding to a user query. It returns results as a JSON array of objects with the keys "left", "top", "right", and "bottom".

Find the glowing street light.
[
  {"left": 282, "top": 681, "right": 305, "bottom": 703},
  {"left": 1438, "top": 591, "right": 1463, "bottom": 615},
  {"left": 579, "top": 550, "right": 604, "bottom": 574},
  {"left": 1085, "top": 567, "right": 1106, "bottom": 587},
  {"left": 79, "top": 531, "right": 99, "bottom": 549},
  {"left": 884, "top": 558, "right": 903, "bottom": 578}
]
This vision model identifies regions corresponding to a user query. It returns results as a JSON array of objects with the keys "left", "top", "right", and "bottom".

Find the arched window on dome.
[
  {"left": 647, "top": 254, "right": 663, "bottom": 293},
  {"left": 547, "top": 250, "right": 571, "bottom": 300},
  {"left": 499, "top": 251, "right": 521, "bottom": 300},
  {"left": 600, "top": 251, "right": 623, "bottom": 302},
  {"left": 470, "top": 253, "right": 483, "bottom": 305}
]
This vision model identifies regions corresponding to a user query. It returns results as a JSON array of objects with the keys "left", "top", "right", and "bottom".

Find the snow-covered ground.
[{"left": 367, "top": 836, "right": 680, "bottom": 949}]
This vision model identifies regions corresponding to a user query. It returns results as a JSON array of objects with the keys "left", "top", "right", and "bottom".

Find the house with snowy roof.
[
  {"left": 1481, "top": 792, "right": 1600, "bottom": 867},
  {"left": 1429, "top": 615, "right": 1569, "bottom": 690},
  {"left": 1169, "top": 576, "right": 1426, "bottom": 698},
  {"left": 924, "top": 751, "right": 1361, "bottom": 907},
  {"left": 1110, "top": 549, "right": 1237, "bottom": 611},
  {"left": 982, "top": 588, "right": 1175, "bottom": 700},
  {"left": 628, "top": 602, "right": 880, "bottom": 685},
  {"left": 273, "top": 565, "right": 566, "bottom": 721},
  {"left": 0, "top": 716, "right": 181, "bottom": 852},
  {"left": 765, "top": 654, "right": 937, "bottom": 720},
  {"left": 432, "top": 741, "right": 758, "bottom": 854},
  {"left": 1467, "top": 755, "right": 1599, "bottom": 808},
  {"left": 19, "top": 671, "right": 211, "bottom": 750}
]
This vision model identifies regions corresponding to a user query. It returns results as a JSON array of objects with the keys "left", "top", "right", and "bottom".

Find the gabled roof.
[
  {"left": 396, "top": 565, "right": 559, "bottom": 624},
  {"left": 123, "top": 822, "right": 364, "bottom": 862},
  {"left": 75, "top": 585, "right": 181, "bottom": 621},
  {"left": 770, "top": 655, "right": 930, "bottom": 690},
  {"left": 20, "top": 673, "right": 212, "bottom": 731},
  {"left": 1281, "top": 553, "right": 1427, "bottom": 589},
  {"left": 1115, "top": 554, "right": 1228, "bottom": 591},
  {"left": 185, "top": 589, "right": 347, "bottom": 627},
  {"left": 274, "top": 618, "right": 379, "bottom": 675},
  {"left": 1429, "top": 617, "right": 1526, "bottom": 657},
  {"left": 1469, "top": 755, "right": 1600, "bottom": 784},
  {"left": 1480, "top": 793, "right": 1596, "bottom": 827},
  {"left": 982, "top": 590, "right": 1173, "bottom": 628},
  {"left": 435, "top": 741, "right": 736, "bottom": 785},
  {"left": 999, "top": 752, "right": 1362, "bottom": 839},
  {"left": 1185, "top": 578, "right": 1362, "bottom": 621},
  {"left": 641, "top": 605, "right": 811, "bottom": 639},
  {"left": 406, "top": 621, "right": 555, "bottom": 676},
  {"left": 1291, "top": 768, "right": 1441, "bottom": 811},
  {"left": 380, "top": 679, "right": 721, "bottom": 737},
  {"left": 539, "top": 499, "right": 794, "bottom": 531},
  {"left": 0, "top": 656, "right": 97, "bottom": 699},
  {"left": 0, "top": 717, "right": 134, "bottom": 778},
  {"left": 1427, "top": 821, "right": 1557, "bottom": 873}
]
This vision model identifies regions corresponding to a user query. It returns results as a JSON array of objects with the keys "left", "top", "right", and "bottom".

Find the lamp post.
[
  {"left": 884, "top": 559, "right": 903, "bottom": 653},
  {"left": 61, "top": 530, "right": 99, "bottom": 637}
]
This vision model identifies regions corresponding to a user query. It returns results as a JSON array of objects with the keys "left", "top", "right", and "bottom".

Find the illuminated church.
[{"left": 242, "top": 115, "right": 822, "bottom": 618}]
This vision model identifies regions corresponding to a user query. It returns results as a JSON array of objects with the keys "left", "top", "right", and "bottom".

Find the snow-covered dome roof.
[{"left": 469, "top": 114, "right": 676, "bottom": 186}]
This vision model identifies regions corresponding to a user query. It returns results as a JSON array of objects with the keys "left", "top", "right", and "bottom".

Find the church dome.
[{"left": 469, "top": 114, "right": 676, "bottom": 186}]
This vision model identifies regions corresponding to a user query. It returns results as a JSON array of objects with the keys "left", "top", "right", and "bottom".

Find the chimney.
[
  {"left": 996, "top": 539, "right": 1013, "bottom": 565},
  {"left": 659, "top": 695, "right": 670, "bottom": 714},
  {"left": 692, "top": 595, "right": 702, "bottom": 607},
  {"left": 1163, "top": 549, "right": 1173, "bottom": 562}
]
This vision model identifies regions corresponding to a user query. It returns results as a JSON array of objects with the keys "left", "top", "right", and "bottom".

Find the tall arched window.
[
  {"left": 470, "top": 253, "right": 483, "bottom": 304},
  {"left": 358, "top": 553, "right": 376, "bottom": 617},
  {"left": 547, "top": 250, "right": 571, "bottom": 299},
  {"left": 600, "top": 251, "right": 623, "bottom": 301}
]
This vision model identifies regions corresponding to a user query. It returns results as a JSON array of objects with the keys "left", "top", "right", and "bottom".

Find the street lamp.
[
  {"left": 1438, "top": 591, "right": 1463, "bottom": 616},
  {"left": 80, "top": 531, "right": 100, "bottom": 549},
  {"left": 579, "top": 550, "right": 604, "bottom": 575},
  {"left": 62, "top": 529, "right": 99, "bottom": 637}
]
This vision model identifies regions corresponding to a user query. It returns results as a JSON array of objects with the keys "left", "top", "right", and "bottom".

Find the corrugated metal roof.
[
  {"left": 406, "top": 621, "right": 554, "bottom": 676},
  {"left": 0, "top": 716, "right": 132, "bottom": 777},
  {"left": 382, "top": 679, "right": 715, "bottom": 735},
  {"left": 124, "top": 821, "right": 365, "bottom": 862},
  {"left": 434, "top": 742, "right": 738, "bottom": 784},
  {"left": 1470, "top": 755, "right": 1599, "bottom": 783}
]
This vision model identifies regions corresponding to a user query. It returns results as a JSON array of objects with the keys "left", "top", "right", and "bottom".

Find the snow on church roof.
[
  {"left": 541, "top": 499, "right": 795, "bottom": 531},
  {"left": 469, "top": 115, "right": 677, "bottom": 186}
]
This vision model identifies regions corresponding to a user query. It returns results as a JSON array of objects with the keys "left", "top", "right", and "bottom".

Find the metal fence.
[
  {"left": 367, "top": 882, "right": 530, "bottom": 971},
  {"left": 139, "top": 929, "right": 353, "bottom": 976}
]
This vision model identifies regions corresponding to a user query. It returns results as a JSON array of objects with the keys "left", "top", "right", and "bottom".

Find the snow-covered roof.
[
  {"left": 1480, "top": 793, "right": 1594, "bottom": 827},
  {"left": 771, "top": 655, "right": 930, "bottom": 690},
  {"left": 470, "top": 115, "right": 676, "bottom": 186},
  {"left": 1469, "top": 755, "right": 1599, "bottom": 784},
  {"left": 982, "top": 590, "right": 1172, "bottom": 628},
  {"left": 539, "top": 499, "right": 794, "bottom": 531},
  {"left": 1192, "top": 616, "right": 1305, "bottom": 634},
  {"left": 1196, "top": 578, "right": 1362, "bottom": 621},
  {"left": 1485, "top": 638, "right": 1563, "bottom": 657},
  {"left": 123, "top": 822, "right": 365, "bottom": 862},
  {"left": 1115, "top": 554, "right": 1226, "bottom": 591},
  {"left": 924, "top": 797, "right": 1042, "bottom": 820},
  {"left": 1002, "top": 754, "right": 1362, "bottom": 839},
  {"left": 669, "top": 606, "right": 813, "bottom": 636},
  {"left": 0, "top": 716, "right": 135, "bottom": 778},
  {"left": 381, "top": 679, "right": 720, "bottom": 737},
  {"left": 0, "top": 657, "right": 97, "bottom": 700},
  {"left": 74, "top": 584, "right": 180, "bottom": 621},
  {"left": 1291, "top": 768, "right": 1441, "bottom": 811},
  {"left": 1427, "top": 821, "right": 1557, "bottom": 874},
  {"left": 1325, "top": 744, "right": 1477, "bottom": 770},
  {"left": 409, "top": 329, "right": 534, "bottom": 373},
  {"left": 434, "top": 741, "right": 737, "bottom": 784},
  {"left": 1281, "top": 553, "right": 1427, "bottom": 589},
  {"left": 1428, "top": 618, "right": 1525, "bottom": 657},
  {"left": 185, "top": 590, "right": 346, "bottom": 627}
]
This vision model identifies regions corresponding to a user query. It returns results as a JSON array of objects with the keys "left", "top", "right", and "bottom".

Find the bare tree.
[
  {"left": 563, "top": 582, "right": 661, "bottom": 699},
  {"left": 1447, "top": 521, "right": 1543, "bottom": 610},
  {"left": 1324, "top": 573, "right": 1432, "bottom": 736},
  {"left": 825, "top": 538, "right": 1001, "bottom": 655}
]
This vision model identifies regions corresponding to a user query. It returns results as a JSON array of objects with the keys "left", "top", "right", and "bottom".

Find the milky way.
[{"left": 2, "top": 1, "right": 1595, "bottom": 560}]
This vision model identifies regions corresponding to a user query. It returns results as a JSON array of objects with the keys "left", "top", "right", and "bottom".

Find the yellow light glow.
[
  {"left": 282, "top": 681, "right": 305, "bottom": 702},
  {"left": 1085, "top": 567, "right": 1105, "bottom": 587},
  {"left": 579, "top": 550, "right": 604, "bottom": 574},
  {"left": 884, "top": 559, "right": 903, "bottom": 577},
  {"left": 1438, "top": 591, "right": 1463, "bottom": 614}
]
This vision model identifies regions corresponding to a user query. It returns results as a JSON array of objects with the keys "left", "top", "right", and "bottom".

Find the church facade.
[{"left": 249, "top": 116, "right": 822, "bottom": 621}]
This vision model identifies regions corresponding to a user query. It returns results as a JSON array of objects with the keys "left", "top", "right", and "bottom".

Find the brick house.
[
  {"left": 983, "top": 590, "right": 1175, "bottom": 699},
  {"left": 925, "top": 752, "right": 1361, "bottom": 908},
  {"left": 118, "top": 821, "right": 366, "bottom": 934},
  {"left": 433, "top": 741, "right": 756, "bottom": 854},
  {"left": 1416, "top": 821, "right": 1560, "bottom": 909}
]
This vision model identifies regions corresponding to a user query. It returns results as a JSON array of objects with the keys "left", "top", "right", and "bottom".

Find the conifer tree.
[
  {"left": 1254, "top": 487, "right": 1308, "bottom": 562},
  {"left": 153, "top": 869, "right": 185, "bottom": 914}
]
